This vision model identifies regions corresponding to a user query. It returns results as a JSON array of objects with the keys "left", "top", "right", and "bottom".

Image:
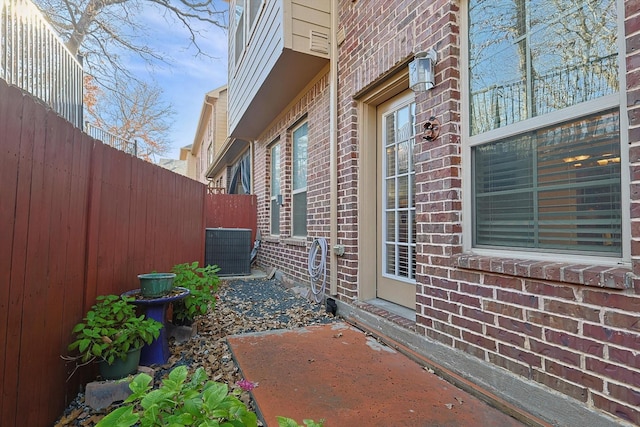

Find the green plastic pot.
[
  {"left": 138, "top": 273, "right": 176, "bottom": 298},
  {"left": 99, "top": 347, "right": 141, "bottom": 380}
]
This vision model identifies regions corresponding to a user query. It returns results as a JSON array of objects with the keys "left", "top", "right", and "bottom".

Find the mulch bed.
[{"left": 54, "top": 277, "right": 337, "bottom": 427}]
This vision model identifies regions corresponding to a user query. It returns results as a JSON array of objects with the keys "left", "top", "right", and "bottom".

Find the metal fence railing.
[
  {"left": 0, "top": 0, "right": 83, "bottom": 127},
  {"left": 85, "top": 122, "right": 138, "bottom": 156},
  {"left": 470, "top": 54, "right": 618, "bottom": 135}
]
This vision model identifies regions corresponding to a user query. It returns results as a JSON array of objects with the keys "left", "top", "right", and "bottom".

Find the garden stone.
[
  {"left": 167, "top": 322, "right": 197, "bottom": 343},
  {"left": 85, "top": 366, "right": 155, "bottom": 410},
  {"left": 85, "top": 380, "right": 132, "bottom": 410}
]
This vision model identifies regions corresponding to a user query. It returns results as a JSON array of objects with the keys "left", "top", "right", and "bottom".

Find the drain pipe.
[{"left": 329, "top": 0, "right": 338, "bottom": 296}]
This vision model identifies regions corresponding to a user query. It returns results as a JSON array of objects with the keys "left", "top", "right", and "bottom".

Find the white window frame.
[
  {"left": 460, "top": 0, "right": 630, "bottom": 266},
  {"left": 231, "top": 0, "right": 264, "bottom": 69},
  {"left": 270, "top": 142, "right": 281, "bottom": 236},
  {"left": 291, "top": 121, "right": 308, "bottom": 238},
  {"left": 380, "top": 97, "right": 416, "bottom": 284}
]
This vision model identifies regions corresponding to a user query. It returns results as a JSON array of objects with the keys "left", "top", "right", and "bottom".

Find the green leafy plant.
[
  {"left": 68, "top": 295, "right": 162, "bottom": 365},
  {"left": 171, "top": 262, "right": 221, "bottom": 325},
  {"left": 276, "top": 417, "right": 325, "bottom": 427},
  {"left": 96, "top": 365, "right": 258, "bottom": 427}
]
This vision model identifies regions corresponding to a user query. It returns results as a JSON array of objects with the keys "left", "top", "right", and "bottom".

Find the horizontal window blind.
[{"left": 473, "top": 109, "right": 621, "bottom": 254}]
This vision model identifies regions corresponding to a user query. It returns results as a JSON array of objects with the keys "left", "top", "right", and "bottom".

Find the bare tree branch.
[{"left": 33, "top": 0, "right": 227, "bottom": 161}]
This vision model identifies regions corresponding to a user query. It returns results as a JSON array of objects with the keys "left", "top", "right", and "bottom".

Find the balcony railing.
[
  {"left": 470, "top": 54, "right": 618, "bottom": 135},
  {"left": 85, "top": 122, "right": 138, "bottom": 156},
  {"left": 0, "top": 0, "right": 83, "bottom": 127}
]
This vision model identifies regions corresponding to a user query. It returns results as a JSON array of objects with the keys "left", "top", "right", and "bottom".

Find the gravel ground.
[{"left": 54, "top": 277, "right": 337, "bottom": 427}]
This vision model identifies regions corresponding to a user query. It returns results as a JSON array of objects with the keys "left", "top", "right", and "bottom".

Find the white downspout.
[{"left": 329, "top": 0, "right": 338, "bottom": 296}]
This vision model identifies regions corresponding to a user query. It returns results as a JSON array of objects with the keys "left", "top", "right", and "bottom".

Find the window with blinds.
[
  {"left": 473, "top": 110, "right": 621, "bottom": 254},
  {"left": 468, "top": 0, "right": 622, "bottom": 256}
]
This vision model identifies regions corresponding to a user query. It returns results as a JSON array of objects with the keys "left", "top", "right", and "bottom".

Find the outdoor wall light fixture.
[{"left": 409, "top": 49, "right": 437, "bottom": 92}]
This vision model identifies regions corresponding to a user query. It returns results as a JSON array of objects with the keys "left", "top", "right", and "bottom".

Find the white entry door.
[{"left": 376, "top": 91, "right": 416, "bottom": 308}]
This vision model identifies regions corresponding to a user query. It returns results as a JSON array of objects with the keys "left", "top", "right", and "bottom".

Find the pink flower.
[{"left": 236, "top": 379, "right": 257, "bottom": 391}]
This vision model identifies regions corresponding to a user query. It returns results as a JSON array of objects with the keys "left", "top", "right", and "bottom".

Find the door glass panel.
[
  {"left": 386, "top": 179, "right": 395, "bottom": 209},
  {"left": 382, "top": 101, "right": 416, "bottom": 280}
]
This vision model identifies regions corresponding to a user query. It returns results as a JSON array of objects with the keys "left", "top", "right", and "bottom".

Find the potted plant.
[
  {"left": 137, "top": 272, "right": 176, "bottom": 298},
  {"left": 67, "top": 294, "right": 163, "bottom": 380},
  {"left": 170, "top": 262, "right": 220, "bottom": 326}
]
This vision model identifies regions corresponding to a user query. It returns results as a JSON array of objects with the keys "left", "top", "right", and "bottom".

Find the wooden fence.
[
  {"left": 205, "top": 193, "right": 258, "bottom": 243},
  {"left": 0, "top": 80, "right": 209, "bottom": 426}
]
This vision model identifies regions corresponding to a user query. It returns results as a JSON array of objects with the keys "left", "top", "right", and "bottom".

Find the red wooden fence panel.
[
  {"left": 0, "top": 82, "right": 27, "bottom": 427},
  {"left": 0, "top": 79, "right": 207, "bottom": 427},
  {"left": 205, "top": 193, "right": 258, "bottom": 243}
]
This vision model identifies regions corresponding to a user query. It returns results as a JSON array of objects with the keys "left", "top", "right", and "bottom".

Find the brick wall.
[
  {"left": 253, "top": 72, "right": 331, "bottom": 286},
  {"left": 247, "top": 0, "right": 640, "bottom": 423},
  {"left": 334, "top": 0, "right": 640, "bottom": 424}
]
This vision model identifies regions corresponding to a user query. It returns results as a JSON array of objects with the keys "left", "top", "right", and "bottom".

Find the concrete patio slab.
[{"left": 227, "top": 322, "right": 548, "bottom": 427}]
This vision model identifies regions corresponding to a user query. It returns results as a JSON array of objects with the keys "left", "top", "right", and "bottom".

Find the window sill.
[
  {"left": 264, "top": 235, "right": 279, "bottom": 243},
  {"left": 263, "top": 236, "right": 307, "bottom": 247},
  {"left": 453, "top": 253, "right": 633, "bottom": 290},
  {"left": 282, "top": 237, "right": 307, "bottom": 247}
]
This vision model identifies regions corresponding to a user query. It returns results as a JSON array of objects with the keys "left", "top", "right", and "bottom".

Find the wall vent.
[
  {"left": 205, "top": 228, "right": 252, "bottom": 276},
  {"left": 310, "top": 30, "right": 330, "bottom": 55}
]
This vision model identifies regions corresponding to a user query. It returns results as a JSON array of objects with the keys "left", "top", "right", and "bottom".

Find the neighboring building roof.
[{"left": 157, "top": 158, "right": 187, "bottom": 176}]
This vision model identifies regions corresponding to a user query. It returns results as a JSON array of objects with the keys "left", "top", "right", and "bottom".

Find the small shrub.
[
  {"left": 68, "top": 295, "right": 162, "bottom": 365},
  {"left": 171, "top": 262, "right": 220, "bottom": 325},
  {"left": 96, "top": 365, "right": 258, "bottom": 427}
]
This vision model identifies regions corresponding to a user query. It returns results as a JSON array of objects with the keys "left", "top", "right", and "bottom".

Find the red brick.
[
  {"left": 484, "top": 301, "right": 523, "bottom": 319},
  {"left": 523, "top": 280, "right": 576, "bottom": 300},
  {"left": 583, "top": 289, "right": 640, "bottom": 312},
  {"left": 432, "top": 299, "right": 459, "bottom": 314},
  {"left": 545, "top": 360, "right": 603, "bottom": 391},
  {"left": 586, "top": 357, "right": 640, "bottom": 386},
  {"left": 544, "top": 329, "right": 604, "bottom": 357},
  {"left": 485, "top": 325, "right": 525, "bottom": 347},
  {"left": 609, "top": 383, "right": 640, "bottom": 406},
  {"left": 416, "top": 315, "right": 433, "bottom": 329},
  {"left": 498, "top": 316, "right": 543, "bottom": 338},
  {"left": 560, "top": 264, "right": 590, "bottom": 284},
  {"left": 483, "top": 273, "right": 523, "bottom": 290},
  {"left": 583, "top": 323, "right": 640, "bottom": 351},
  {"left": 531, "top": 370, "right": 587, "bottom": 402},
  {"left": 498, "top": 344, "right": 542, "bottom": 368},
  {"left": 458, "top": 281, "right": 492, "bottom": 297},
  {"left": 526, "top": 310, "right": 579, "bottom": 333},
  {"left": 604, "top": 310, "right": 640, "bottom": 331},
  {"left": 430, "top": 307, "right": 452, "bottom": 322},
  {"left": 449, "top": 291, "right": 481, "bottom": 308},
  {"left": 461, "top": 330, "right": 496, "bottom": 351},
  {"left": 496, "top": 289, "right": 539, "bottom": 308},
  {"left": 451, "top": 315, "right": 484, "bottom": 334},
  {"left": 592, "top": 393, "right": 640, "bottom": 425},
  {"left": 460, "top": 306, "right": 495, "bottom": 324},
  {"left": 544, "top": 299, "right": 600, "bottom": 322},
  {"left": 609, "top": 346, "right": 640, "bottom": 366},
  {"left": 529, "top": 338, "right": 581, "bottom": 366}
]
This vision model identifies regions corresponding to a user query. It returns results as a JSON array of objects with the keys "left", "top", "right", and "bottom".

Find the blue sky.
[{"left": 130, "top": 3, "right": 229, "bottom": 160}]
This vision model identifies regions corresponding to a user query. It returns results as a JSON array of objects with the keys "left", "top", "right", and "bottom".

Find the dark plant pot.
[
  {"left": 99, "top": 347, "right": 141, "bottom": 380},
  {"left": 172, "top": 314, "right": 193, "bottom": 327},
  {"left": 138, "top": 273, "right": 176, "bottom": 298}
]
